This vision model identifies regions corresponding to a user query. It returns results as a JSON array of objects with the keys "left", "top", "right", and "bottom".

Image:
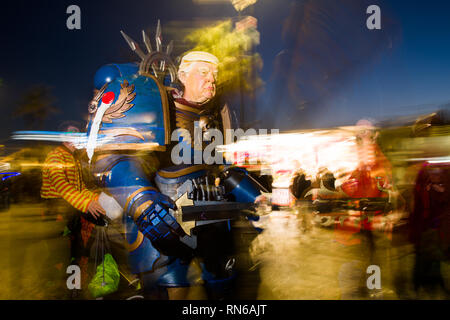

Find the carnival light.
[
  {"left": 219, "top": 127, "right": 361, "bottom": 183},
  {"left": 231, "top": 0, "right": 258, "bottom": 12}
]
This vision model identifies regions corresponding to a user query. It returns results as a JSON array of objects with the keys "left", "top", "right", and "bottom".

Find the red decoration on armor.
[{"left": 102, "top": 91, "right": 115, "bottom": 104}]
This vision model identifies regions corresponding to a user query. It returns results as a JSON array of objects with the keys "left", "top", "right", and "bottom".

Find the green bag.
[{"left": 88, "top": 253, "right": 120, "bottom": 298}]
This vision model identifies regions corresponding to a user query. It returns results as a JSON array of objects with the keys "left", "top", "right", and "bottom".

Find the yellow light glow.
[
  {"left": 231, "top": 0, "right": 258, "bottom": 11},
  {"left": 184, "top": 19, "right": 262, "bottom": 91}
]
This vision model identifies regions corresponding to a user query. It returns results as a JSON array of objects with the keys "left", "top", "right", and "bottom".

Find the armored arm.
[{"left": 103, "top": 156, "right": 194, "bottom": 260}]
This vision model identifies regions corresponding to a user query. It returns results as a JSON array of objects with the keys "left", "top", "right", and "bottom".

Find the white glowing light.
[
  {"left": 219, "top": 128, "right": 361, "bottom": 187},
  {"left": 408, "top": 157, "right": 450, "bottom": 163},
  {"left": 11, "top": 131, "right": 116, "bottom": 151},
  {"left": 428, "top": 158, "right": 450, "bottom": 164}
]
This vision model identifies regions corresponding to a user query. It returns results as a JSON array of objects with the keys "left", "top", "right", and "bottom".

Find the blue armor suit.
[{"left": 87, "top": 59, "right": 262, "bottom": 299}]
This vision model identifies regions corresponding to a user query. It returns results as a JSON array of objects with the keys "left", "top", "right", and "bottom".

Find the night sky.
[{"left": 1, "top": 0, "right": 450, "bottom": 144}]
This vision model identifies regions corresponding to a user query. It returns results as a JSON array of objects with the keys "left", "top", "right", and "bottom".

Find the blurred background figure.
[
  {"left": 40, "top": 121, "right": 105, "bottom": 296},
  {"left": 341, "top": 119, "right": 393, "bottom": 199},
  {"left": 337, "top": 120, "right": 394, "bottom": 243},
  {"left": 290, "top": 170, "right": 312, "bottom": 201},
  {"left": 410, "top": 162, "right": 450, "bottom": 298},
  {"left": 330, "top": 120, "right": 394, "bottom": 299},
  {"left": 409, "top": 119, "right": 450, "bottom": 299}
]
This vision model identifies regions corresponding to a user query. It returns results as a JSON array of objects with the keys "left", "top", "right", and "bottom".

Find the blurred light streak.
[
  {"left": 0, "top": 162, "right": 11, "bottom": 171},
  {"left": 425, "top": 158, "right": 450, "bottom": 164},
  {"left": 11, "top": 131, "right": 123, "bottom": 150},
  {"left": 219, "top": 127, "right": 361, "bottom": 184},
  {"left": 12, "top": 131, "right": 88, "bottom": 148},
  {"left": 0, "top": 172, "right": 21, "bottom": 181}
]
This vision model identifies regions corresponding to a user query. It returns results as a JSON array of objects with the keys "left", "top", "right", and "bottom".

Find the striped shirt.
[{"left": 41, "top": 146, "right": 98, "bottom": 213}]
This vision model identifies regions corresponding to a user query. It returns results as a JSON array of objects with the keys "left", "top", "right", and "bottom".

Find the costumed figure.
[{"left": 84, "top": 22, "right": 263, "bottom": 299}]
